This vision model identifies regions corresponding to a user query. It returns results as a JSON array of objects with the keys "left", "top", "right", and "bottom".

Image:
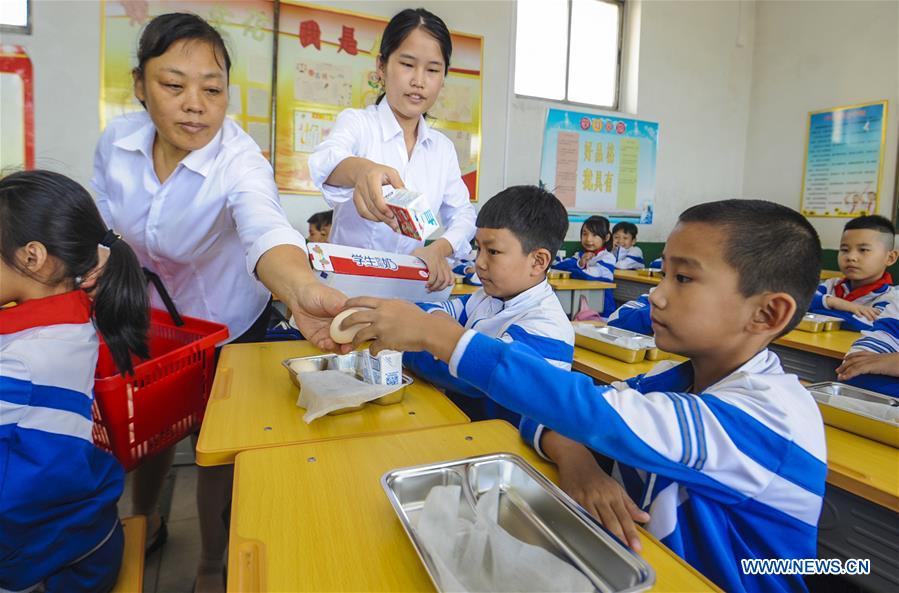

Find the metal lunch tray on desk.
[
  {"left": 574, "top": 325, "right": 658, "bottom": 363},
  {"left": 382, "top": 453, "right": 655, "bottom": 593},
  {"left": 796, "top": 313, "right": 844, "bottom": 333},
  {"left": 807, "top": 382, "right": 898, "bottom": 447},
  {"left": 282, "top": 352, "right": 410, "bottom": 413}
]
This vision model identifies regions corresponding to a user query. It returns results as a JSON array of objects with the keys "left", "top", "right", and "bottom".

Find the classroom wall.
[
  {"left": 506, "top": 0, "right": 757, "bottom": 242},
  {"left": 3, "top": 1, "right": 895, "bottom": 252},
  {"left": 742, "top": 0, "right": 899, "bottom": 249}
]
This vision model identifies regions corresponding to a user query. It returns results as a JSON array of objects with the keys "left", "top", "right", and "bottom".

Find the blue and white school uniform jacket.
[
  {"left": 608, "top": 292, "right": 654, "bottom": 336},
  {"left": 0, "top": 291, "right": 124, "bottom": 591},
  {"left": 613, "top": 245, "right": 645, "bottom": 270},
  {"left": 846, "top": 299, "right": 899, "bottom": 397},
  {"left": 809, "top": 276, "right": 898, "bottom": 331},
  {"left": 446, "top": 332, "right": 826, "bottom": 593},
  {"left": 552, "top": 249, "right": 617, "bottom": 317},
  {"left": 405, "top": 280, "right": 574, "bottom": 400},
  {"left": 649, "top": 257, "right": 663, "bottom": 269}
]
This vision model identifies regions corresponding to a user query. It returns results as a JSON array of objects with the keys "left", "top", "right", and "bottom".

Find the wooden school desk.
[
  {"left": 451, "top": 279, "right": 616, "bottom": 319},
  {"left": 819, "top": 426, "right": 899, "bottom": 591},
  {"left": 614, "top": 269, "right": 661, "bottom": 303},
  {"left": 228, "top": 421, "right": 722, "bottom": 593},
  {"left": 195, "top": 342, "right": 469, "bottom": 466},
  {"left": 770, "top": 329, "right": 858, "bottom": 383}
]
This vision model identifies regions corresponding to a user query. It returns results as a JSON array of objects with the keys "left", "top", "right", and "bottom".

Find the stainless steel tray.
[
  {"left": 807, "top": 382, "right": 899, "bottom": 447},
  {"left": 574, "top": 325, "right": 656, "bottom": 363},
  {"left": 282, "top": 353, "right": 411, "bottom": 411},
  {"left": 382, "top": 453, "right": 655, "bottom": 593},
  {"left": 796, "top": 313, "right": 843, "bottom": 333},
  {"left": 808, "top": 382, "right": 899, "bottom": 407}
]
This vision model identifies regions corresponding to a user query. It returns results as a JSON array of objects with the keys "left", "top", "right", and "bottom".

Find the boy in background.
[
  {"left": 809, "top": 215, "right": 897, "bottom": 330},
  {"left": 306, "top": 210, "right": 333, "bottom": 243},
  {"left": 404, "top": 185, "right": 574, "bottom": 424},
  {"left": 341, "top": 200, "right": 826, "bottom": 593},
  {"left": 611, "top": 221, "right": 644, "bottom": 270}
]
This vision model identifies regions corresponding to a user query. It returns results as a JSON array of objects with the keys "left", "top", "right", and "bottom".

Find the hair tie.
[{"left": 100, "top": 229, "right": 121, "bottom": 248}]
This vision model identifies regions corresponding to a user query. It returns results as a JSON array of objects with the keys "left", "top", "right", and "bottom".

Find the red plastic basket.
[{"left": 91, "top": 309, "right": 229, "bottom": 471}]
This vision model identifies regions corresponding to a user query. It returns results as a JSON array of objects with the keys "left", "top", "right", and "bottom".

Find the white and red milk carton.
[
  {"left": 307, "top": 242, "right": 451, "bottom": 302},
  {"left": 383, "top": 188, "right": 440, "bottom": 241}
]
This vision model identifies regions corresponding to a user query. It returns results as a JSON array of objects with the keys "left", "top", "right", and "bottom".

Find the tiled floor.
[{"left": 119, "top": 461, "right": 200, "bottom": 593}]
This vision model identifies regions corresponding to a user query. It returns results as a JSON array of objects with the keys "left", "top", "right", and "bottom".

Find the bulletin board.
[
  {"left": 0, "top": 44, "right": 34, "bottom": 170},
  {"left": 799, "top": 100, "right": 888, "bottom": 218},
  {"left": 539, "top": 108, "right": 658, "bottom": 224},
  {"left": 99, "top": 0, "right": 275, "bottom": 156},
  {"left": 274, "top": 1, "right": 483, "bottom": 199}
]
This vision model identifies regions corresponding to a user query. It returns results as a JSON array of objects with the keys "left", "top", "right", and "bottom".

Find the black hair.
[
  {"left": 0, "top": 170, "right": 150, "bottom": 375},
  {"left": 133, "top": 12, "right": 232, "bottom": 108},
  {"left": 306, "top": 210, "right": 333, "bottom": 229},
  {"left": 375, "top": 8, "right": 452, "bottom": 106},
  {"left": 843, "top": 214, "right": 896, "bottom": 249},
  {"left": 476, "top": 185, "right": 568, "bottom": 271},
  {"left": 581, "top": 215, "right": 613, "bottom": 251},
  {"left": 612, "top": 221, "right": 638, "bottom": 239},
  {"left": 678, "top": 199, "right": 822, "bottom": 335}
]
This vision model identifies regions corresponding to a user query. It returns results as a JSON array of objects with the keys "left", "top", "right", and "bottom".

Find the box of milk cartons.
[{"left": 383, "top": 188, "right": 440, "bottom": 241}]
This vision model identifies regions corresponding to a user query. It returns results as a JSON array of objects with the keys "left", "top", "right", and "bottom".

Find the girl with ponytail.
[{"left": 0, "top": 169, "right": 148, "bottom": 593}]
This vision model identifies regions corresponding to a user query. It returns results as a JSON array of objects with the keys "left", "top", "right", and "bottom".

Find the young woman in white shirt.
[
  {"left": 92, "top": 14, "right": 348, "bottom": 593},
  {"left": 308, "top": 8, "right": 476, "bottom": 291}
]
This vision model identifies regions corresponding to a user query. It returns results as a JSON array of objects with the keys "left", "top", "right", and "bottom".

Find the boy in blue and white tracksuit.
[
  {"left": 611, "top": 221, "right": 644, "bottom": 270},
  {"left": 1, "top": 291, "right": 125, "bottom": 593},
  {"left": 808, "top": 215, "right": 898, "bottom": 331},
  {"left": 344, "top": 199, "right": 828, "bottom": 593},
  {"left": 837, "top": 300, "right": 899, "bottom": 397},
  {"left": 613, "top": 245, "right": 644, "bottom": 270},
  {"left": 405, "top": 185, "right": 573, "bottom": 424},
  {"left": 607, "top": 291, "right": 654, "bottom": 336}
]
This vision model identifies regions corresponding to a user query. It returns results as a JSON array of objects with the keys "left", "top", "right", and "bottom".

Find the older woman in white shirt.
[
  {"left": 92, "top": 14, "right": 346, "bottom": 593},
  {"left": 308, "top": 8, "right": 476, "bottom": 291}
]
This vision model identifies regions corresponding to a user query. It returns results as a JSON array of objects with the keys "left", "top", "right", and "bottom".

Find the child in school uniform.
[
  {"left": 340, "top": 199, "right": 827, "bottom": 593},
  {"left": 837, "top": 299, "right": 899, "bottom": 397},
  {"left": 403, "top": 185, "right": 573, "bottom": 425},
  {"left": 808, "top": 215, "right": 898, "bottom": 331},
  {"left": 0, "top": 171, "right": 150, "bottom": 593},
  {"left": 552, "top": 215, "right": 617, "bottom": 317},
  {"left": 451, "top": 248, "right": 482, "bottom": 286},
  {"left": 607, "top": 290, "right": 654, "bottom": 335},
  {"left": 306, "top": 210, "right": 332, "bottom": 243},
  {"left": 611, "top": 221, "right": 645, "bottom": 269},
  {"left": 308, "top": 8, "right": 476, "bottom": 292}
]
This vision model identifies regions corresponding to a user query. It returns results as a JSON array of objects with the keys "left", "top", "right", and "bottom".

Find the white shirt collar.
[
  {"left": 112, "top": 113, "right": 224, "bottom": 179},
  {"left": 376, "top": 97, "right": 431, "bottom": 146},
  {"left": 497, "top": 279, "right": 554, "bottom": 311}
]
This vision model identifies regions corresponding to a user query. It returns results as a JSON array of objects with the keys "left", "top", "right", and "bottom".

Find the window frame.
[
  {"left": 0, "top": 0, "right": 31, "bottom": 35},
  {"left": 513, "top": 0, "right": 625, "bottom": 111}
]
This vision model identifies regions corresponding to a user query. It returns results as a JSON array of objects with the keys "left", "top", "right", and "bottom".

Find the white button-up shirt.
[
  {"left": 308, "top": 99, "right": 476, "bottom": 259},
  {"left": 92, "top": 111, "right": 306, "bottom": 342}
]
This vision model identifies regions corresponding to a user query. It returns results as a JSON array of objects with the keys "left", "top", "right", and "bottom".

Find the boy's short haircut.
[
  {"left": 678, "top": 199, "right": 821, "bottom": 334},
  {"left": 476, "top": 185, "right": 569, "bottom": 258},
  {"left": 306, "top": 210, "right": 333, "bottom": 229},
  {"left": 612, "top": 221, "right": 638, "bottom": 238},
  {"left": 843, "top": 214, "right": 896, "bottom": 249}
]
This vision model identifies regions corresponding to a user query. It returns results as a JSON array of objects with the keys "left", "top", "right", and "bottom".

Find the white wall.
[
  {"left": 505, "top": 0, "right": 757, "bottom": 241},
  {"left": 3, "top": 0, "right": 894, "bottom": 249},
  {"left": 1, "top": 0, "right": 101, "bottom": 187},
  {"left": 742, "top": 0, "right": 899, "bottom": 248}
]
